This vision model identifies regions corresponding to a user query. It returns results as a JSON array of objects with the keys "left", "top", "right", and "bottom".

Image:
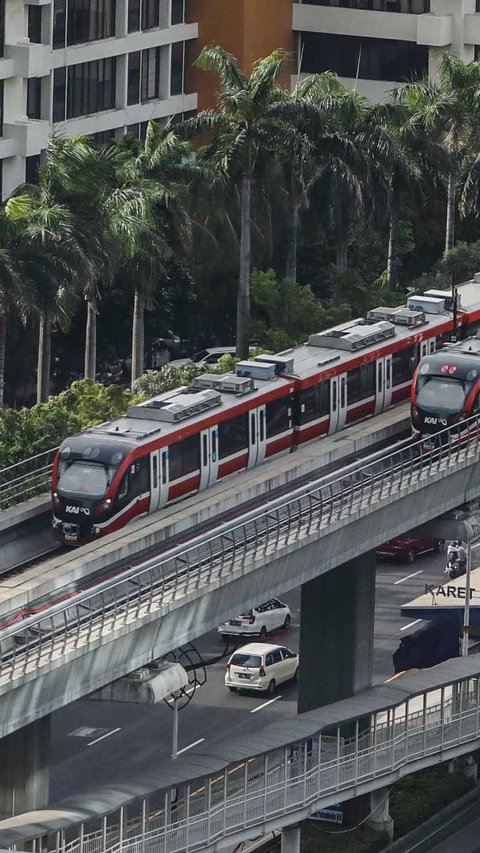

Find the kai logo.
[
  {"left": 424, "top": 416, "right": 447, "bottom": 426},
  {"left": 65, "top": 505, "right": 90, "bottom": 516}
]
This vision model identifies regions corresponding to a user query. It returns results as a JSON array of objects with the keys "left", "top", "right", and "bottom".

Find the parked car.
[
  {"left": 225, "top": 642, "right": 299, "bottom": 695},
  {"left": 376, "top": 532, "right": 445, "bottom": 564},
  {"left": 169, "top": 347, "right": 238, "bottom": 369}
]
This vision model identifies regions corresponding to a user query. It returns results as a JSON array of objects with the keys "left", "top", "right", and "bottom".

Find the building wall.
[
  {"left": 0, "top": 0, "right": 198, "bottom": 199},
  {"left": 185, "top": 0, "right": 295, "bottom": 111}
]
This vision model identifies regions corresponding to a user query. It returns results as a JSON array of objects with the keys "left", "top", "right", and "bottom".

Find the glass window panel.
[
  {"left": 218, "top": 414, "right": 249, "bottom": 459},
  {"left": 128, "top": 0, "right": 140, "bottom": 31},
  {"left": 170, "top": 41, "right": 184, "bottom": 96},
  {"left": 66, "top": 58, "right": 115, "bottom": 119},
  {"left": 142, "top": 0, "right": 159, "bottom": 29},
  {"left": 265, "top": 397, "right": 290, "bottom": 437},
  {"left": 168, "top": 435, "right": 200, "bottom": 480},
  {"left": 28, "top": 6, "right": 42, "bottom": 44},
  {"left": 301, "top": 32, "right": 428, "bottom": 81},
  {"left": 141, "top": 47, "right": 160, "bottom": 101},
  {"left": 67, "top": 0, "right": 115, "bottom": 46},
  {"left": 53, "top": 67, "right": 66, "bottom": 121},
  {"left": 27, "top": 78, "right": 42, "bottom": 119},
  {"left": 53, "top": 0, "right": 66, "bottom": 49},
  {"left": 171, "top": 0, "right": 185, "bottom": 23},
  {"left": 128, "top": 51, "right": 141, "bottom": 105}
]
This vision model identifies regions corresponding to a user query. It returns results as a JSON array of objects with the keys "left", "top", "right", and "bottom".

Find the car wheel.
[
  {"left": 228, "top": 687, "right": 237, "bottom": 692},
  {"left": 434, "top": 539, "right": 446, "bottom": 553},
  {"left": 266, "top": 679, "right": 276, "bottom": 697},
  {"left": 407, "top": 551, "right": 415, "bottom": 564},
  {"left": 283, "top": 614, "right": 291, "bottom": 630},
  {"left": 259, "top": 626, "right": 267, "bottom": 640}
]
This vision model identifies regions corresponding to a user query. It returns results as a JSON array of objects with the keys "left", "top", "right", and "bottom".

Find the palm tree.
[
  {"left": 394, "top": 55, "right": 480, "bottom": 255},
  {"left": 0, "top": 215, "right": 24, "bottom": 408},
  {"left": 6, "top": 155, "right": 93, "bottom": 402},
  {"left": 190, "top": 45, "right": 291, "bottom": 358}
]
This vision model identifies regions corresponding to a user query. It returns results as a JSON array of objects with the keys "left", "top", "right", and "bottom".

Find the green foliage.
[
  {"left": 438, "top": 240, "right": 480, "bottom": 283},
  {"left": 251, "top": 269, "right": 350, "bottom": 350},
  {"left": 330, "top": 268, "right": 404, "bottom": 316},
  {"left": 0, "top": 380, "right": 135, "bottom": 467},
  {"left": 390, "top": 765, "right": 474, "bottom": 838},
  {"left": 132, "top": 364, "right": 203, "bottom": 397}
]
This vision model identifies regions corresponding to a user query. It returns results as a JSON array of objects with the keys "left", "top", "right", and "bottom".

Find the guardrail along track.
[
  {"left": 0, "top": 419, "right": 478, "bottom": 687},
  {"left": 0, "top": 447, "right": 58, "bottom": 509}
]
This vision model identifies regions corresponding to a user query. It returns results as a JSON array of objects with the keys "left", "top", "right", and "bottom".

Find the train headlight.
[
  {"left": 52, "top": 492, "right": 60, "bottom": 510},
  {"left": 412, "top": 407, "right": 419, "bottom": 420},
  {"left": 97, "top": 498, "right": 112, "bottom": 516}
]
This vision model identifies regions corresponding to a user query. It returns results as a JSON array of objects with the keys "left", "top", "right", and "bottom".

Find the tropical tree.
[
  {"left": 0, "top": 215, "right": 24, "bottom": 408},
  {"left": 190, "top": 45, "right": 291, "bottom": 358},
  {"left": 394, "top": 55, "right": 480, "bottom": 255}
]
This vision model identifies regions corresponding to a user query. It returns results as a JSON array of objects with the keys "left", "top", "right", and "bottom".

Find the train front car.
[
  {"left": 411, "top": 339, "right": 480, "bottom": 439},
  {"left": 52, "top": 435, "right": 135, "bottom": 545}
]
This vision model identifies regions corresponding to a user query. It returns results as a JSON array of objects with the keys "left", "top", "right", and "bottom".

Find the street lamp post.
[{"left": 462, "top": 540, "right": 473, "bottom": 657}]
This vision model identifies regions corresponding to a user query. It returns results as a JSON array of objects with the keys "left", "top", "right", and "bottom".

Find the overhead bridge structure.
[{"left": 2, "top": 419, "right": 480, "bottom": 736}]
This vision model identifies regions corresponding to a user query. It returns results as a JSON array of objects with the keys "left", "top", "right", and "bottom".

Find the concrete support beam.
[
  {"left": 298, "top": 553, "right": 375, "bottom": 712},
  {"left": 367, "top": 788, "right": 394, "bottom": 841},
  {"left": 281, "top": 824, "right": 301, "bottom": 853},
  {"left": 0, "top": 716, "right": 50, "bottom": 819},
  {"left": 449, "top": 753, "right": 478, "bottom": 782}
]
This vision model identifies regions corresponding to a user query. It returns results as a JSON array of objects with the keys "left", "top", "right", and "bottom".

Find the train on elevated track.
[{"left": 52, "top": 278, "right": 480, "bottom": 546}]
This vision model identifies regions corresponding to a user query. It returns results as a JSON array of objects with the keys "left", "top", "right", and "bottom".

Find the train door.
[
  {"left": 420, "top": 340, "right": 429, "bottom": 360},
  {"left": 199, "top": 426, "right": 219, "bottom": 490},
  {"left": 374, "top": 355, "right": 393, "bottom": 415},
  {"left": 328, "top": 374, "right": 347, "bottom": 434},
  {"left": 149, "top": 447, "right": 169, "bottom": 512},
  {"left": 248, "top": 405, "right": 267, "bottom": 468}
]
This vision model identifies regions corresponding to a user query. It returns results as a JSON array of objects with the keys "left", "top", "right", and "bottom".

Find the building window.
[
  {"left": 28, "top": 6, "right": 43, "bottom": 43},
  {"left": 170, "top": 41, "right": 184, "bottom": 96},
  {"left": 27, "top": 78, "right": 42, "bottom": 119},
  {"left": 26, "top": 155, "right": 41, "bottom": 185},
  {"left": 171, "top": 0, "right": 185, "bottom": 24},
  {"left": 128, "top": 51, "right": 141, "bottom": 105},
  {"left": 66, "top": 57, "right": 116, "bottom": 118},
  {"left": 304, "top": 0, "right": 429, "bottom": 11},
  {"left": 128, "top": 0, "right": 159, "bottom": 32},
  {"left": 0, "top": 80, "right": 3, "bottom": 136},
  {"left": 53, "top": 0, "right": 116, "bottom": 48},
  {"left": 53, "top": 67, "right": 66, "bottom": 122},
  {"left": 301, "top": 32, "right": 428, "bottom": 81},
  {"left": 90, "top": 129, "right": 116, "bottom": 145},
  {"left": 0, "top": 0, "right": 4, "bottom": 58},
  {"left": 141, "top": 47, "right": 161, "bottom": 101}
]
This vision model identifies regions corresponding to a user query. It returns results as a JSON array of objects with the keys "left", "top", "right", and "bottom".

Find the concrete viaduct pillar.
[
  {"left": 0, "top": 716, "right": 50, "bottom": 819},
  {"left": 281, "top": 824, "right": 301, "bottom": 853},
  {"left": 298, "top": 552, "right": 376, "bottom": 712}
]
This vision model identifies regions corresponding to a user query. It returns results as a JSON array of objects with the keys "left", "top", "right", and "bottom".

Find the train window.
[
  {"left": 161, "top": 451, "right": 167, "bottom": 483},
  {"left": 218, "top": 413, "right": 249, "bottom": 459},
  {"left": 131, "top": 457, "right": 149, "bottom": 496},
  {"left": 260, "top": 410, "right": 265, "bottom": 442},
  {"left": 266, "top": 397, "right": 290, "bottom": 437},
  {"left": 392, "top": 346, "right": 417, "bottom": 386},
  {"left": 118, "top": 473, "right": 129, "bottom": 500},
  {"left": 347, "top": 363, "right": 375, "bottom": 404},
  {"left": 152, "top": 455, "right": 158, "bottom": 489},
  {"left": 297, "top": 382, "right": 329, "bottom": 424},
  {"left": 169, "top": 434, "right": 200, "bottom": 480},
  {"left": 202, "top": 433, "right": 208, "bottom": 466}
]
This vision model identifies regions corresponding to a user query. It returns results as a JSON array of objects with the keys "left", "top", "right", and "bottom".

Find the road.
[{"left": 48, "top": 547, "right": 476, "bottom": 806}]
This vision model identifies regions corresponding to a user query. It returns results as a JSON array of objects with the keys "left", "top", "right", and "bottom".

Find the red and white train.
[{"left": 52, "top": 279, "right": 480, "bottom": 545}]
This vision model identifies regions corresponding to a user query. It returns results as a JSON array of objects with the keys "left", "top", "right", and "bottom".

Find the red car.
[{"left": 376, "top": 533, "right": 445, "bottom": 564}]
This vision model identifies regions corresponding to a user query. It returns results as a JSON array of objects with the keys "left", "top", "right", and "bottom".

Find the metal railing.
[
  {"left": 25, "top": 671, "right": 480, "bottom": 853},
  {"left": 0, "top": 447, "right": 57, "bottom": 510},
  {"left": 0, "top": 419, "right": 479, "bottom": 687}
]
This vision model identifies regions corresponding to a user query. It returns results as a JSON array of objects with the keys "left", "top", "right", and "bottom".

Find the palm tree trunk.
[
  {"left": 236, "top": 170, "right": 252, "bottom": 360},
  {"left": 285, "top": 172, "right": 298, "bottom": 282},
  {"left": 131, "top": 288, "right": 145, "bottom": 390},
  {"left": 387, "top": 207, "right": 398, "bottom": 292},
  {"left": 445, "top": 173, "right": 456, "bottom": 255},
  {"left": 0, "top": 313, "right": 6, "bottom": 409},
  {"left": 84, "top": 300, "right": 96, "bottom": 382},
  {"left": 336, "top": 241, "right": 348, "bottom": 272},
  {"left": 37, "top": 309, "right": 52, "bottom": 404}
]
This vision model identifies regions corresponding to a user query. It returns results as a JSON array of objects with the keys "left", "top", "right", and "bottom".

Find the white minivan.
[{"left": 225, "top": 642, "right": 299, "bottom": 696}]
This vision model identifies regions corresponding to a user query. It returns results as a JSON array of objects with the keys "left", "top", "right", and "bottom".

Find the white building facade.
[
  {"left": 0, "top": 0, "right": 198, "bottom": 198},
  {"left": 293, "top": 0, "right": 480, "bottom": 101}
]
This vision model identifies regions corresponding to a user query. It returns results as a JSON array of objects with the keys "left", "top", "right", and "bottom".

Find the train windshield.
[
  {"left": 57, "top": 461, "right": 116, "bottom": 498},
  {"left": 416, "top": 376, "right": 468, "bottom": 413}
]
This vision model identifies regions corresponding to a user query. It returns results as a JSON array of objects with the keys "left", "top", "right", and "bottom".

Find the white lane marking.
[
  {"left": 400, "top": 619, "right": 421, "bottom": 632},
  {"left": 250, "top": 695, "right": 283, "bottom": 713},
  {"left": 87, "top": 727, "right": 121, "bottom": 747},
  {"left": 394, "top": 570, "right": 423, "bottom": 585},
  {"left": 176, "top": 738, "right": 205, "bottom": 756}
]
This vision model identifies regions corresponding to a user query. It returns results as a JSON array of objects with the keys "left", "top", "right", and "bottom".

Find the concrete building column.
[
  {"left": 449, "top": 754, "right": 478, "bottom": 782},
  {"left": 0, "top": 716, "right": 50, "bottom": 819},
  {"left": 281, "top": 824, "right": 301, "bottom": 853},
  {"left": 298, "top": 552, "right": 376, "bottom": 713},
  {"left": 367, "top": 788, "right": 394, "bottom": 842}
]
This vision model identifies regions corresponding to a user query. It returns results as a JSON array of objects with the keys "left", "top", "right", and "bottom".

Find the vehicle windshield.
[
  {"left": 416, "top": 376, "right": 469, "bottom": 413},
  {"left": 191, "top": 350, "right": 210, "bottom": 363},
  {"left": 57, "top": 461, "right": 115, "bottom": 498},
  {"left": 231, "top": 653, "right": 262, "bottom": 668}
]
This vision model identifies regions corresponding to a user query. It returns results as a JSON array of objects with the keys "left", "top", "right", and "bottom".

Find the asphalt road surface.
[{"left": 48, "top": 547, "right": 476, "bottom": 806}]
